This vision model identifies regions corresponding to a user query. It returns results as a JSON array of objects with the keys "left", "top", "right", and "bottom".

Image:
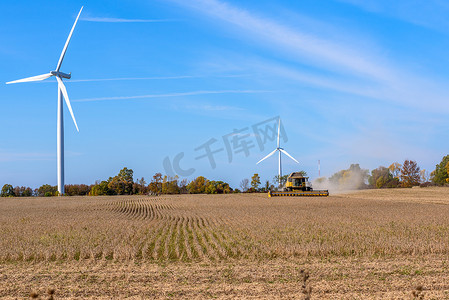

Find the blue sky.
[{"left": 1, "top": 0, "right": 449, "bottom": 188}]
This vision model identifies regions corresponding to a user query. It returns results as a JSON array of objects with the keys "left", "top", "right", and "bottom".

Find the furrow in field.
[
  {"left": 185, "top": 217, "right": 200, "bottom": 260},
  {"left": 143, "top": 221, "right": 165, "bottom": 260},
  {"left": 189, "top": 217, "right": 207, "bottom": 261},
  {"left": 200, "top": 222, "right": 233, "bottom": 259},
  {"left": 193, "top": 217, "right": 219, "bottom": 261},
  {"left": 153, "top": 220, "right": 170, "bottom": 260},
  {"left": 174, "top": 216, "right": 184, "bottom": 260},
  {"left": 179, "top": 216, "right": 192, "bottom": 261},
  {"left": 164, "top": 218, "right": 178, "bottom": 260}
]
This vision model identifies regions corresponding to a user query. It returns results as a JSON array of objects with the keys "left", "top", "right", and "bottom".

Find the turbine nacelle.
[{"left": 50, "top": 71, "right": 71, "bottom": 79}]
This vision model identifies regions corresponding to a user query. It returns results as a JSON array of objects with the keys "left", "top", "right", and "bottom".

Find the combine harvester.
[{"left": 268, "top": 172, "right": 329, "bottom": 197}]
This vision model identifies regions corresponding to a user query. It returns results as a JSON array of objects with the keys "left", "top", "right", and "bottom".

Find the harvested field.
[{"left": 1, "top": 188, "right": 449, "bottom": 298}]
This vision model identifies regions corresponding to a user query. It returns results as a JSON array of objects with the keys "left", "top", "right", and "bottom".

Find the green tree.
[
  {"left": 400, "top": 159, "right": 420, "bottom": 187},
  {"left": 262, "top": 180, "right": 272, "bottom": 192},
  {"left": 251, "top": 173, "right": 261, "bottom": 191},
  {"left": 297, "top": 170, "right": 307, "bottom": 177},
  {"left": 432, "top": 155, "right": 449, "bottom": 185},
  {"left": 90, "top": 180, "right": 111, "bottom": 196},
  {"left": 108, "top": 167, "right": 134, "bottom": 195},
  {"left": 37, "top": 184, "right": 57, "bottom": 197},
  {"left": 273, "top": 175, "right": 288, "bottom": 188},
  {"left": 369, "top": 166, "right": 397, "bottom": 188},
  {"left": 1, "top": 184, "right": 15, "bottom": 197}
]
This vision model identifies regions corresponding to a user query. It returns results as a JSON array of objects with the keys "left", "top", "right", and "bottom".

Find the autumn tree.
[
  {"left": 432, "top": 155, "right": 449, "bottom": 186},
  {"left": 162, "top": 175, "right": 180, "bottom": 194},
  {"left": 389, "top": 162, "right": 402, "bottom": 179},
  {"left": 239, "top": 178, "right": 249, "bottom": 192},
  {"left": 187, "top": 176, "right": 208, "bottom": 194},
  {"left": 251, "top": 173, "right": 261, "bottom": 191},
  {"left": 148, "top": 173, "right": 163, "bottom": 194},
  {"left": 419, "top": 169, "right": 429, "bottom": 184},
  {"left": 14, "top": 186, "right": 33, "bottom": 197},
  {"left": 65, "top": 184, "right": 90, "bottom": 196},
  {"left": 179, "top": 179, "right": 189, "bottom": 194},
  {"left": 205, "top": 181, "right": 231, "bottom": 194},
  {"left": 1, "top": 184, "right": 15, "bottom": 197},
  {"left": 400, "top": 160, "right": 420, "bottom": 187},
  {"left": 133, "top": 177, "right": 147, "bottom": 195}
]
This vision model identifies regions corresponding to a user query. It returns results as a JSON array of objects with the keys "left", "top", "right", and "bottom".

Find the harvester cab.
[
  {"left": 284, "top": 172, "right": 312, "bottom": 192},
  {"left": 268, "top": 172, "right": 329, "bottom": 197}
]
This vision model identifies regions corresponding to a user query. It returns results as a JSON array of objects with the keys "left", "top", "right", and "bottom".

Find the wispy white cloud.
[
  {"left": 73, "top": 90, "right": 271, "bottom": 102},
  {"left": 80, "top": 16, "right": 176, "bottom": 23},
  {"left": 170, "top": 0, "right": 393, "bottom": 82},
  {"left": 337, "top": 0, "right": 449, "bottom": 32},
  {"left": 171, "top": 0, "right": 449, "bottom": 112}
]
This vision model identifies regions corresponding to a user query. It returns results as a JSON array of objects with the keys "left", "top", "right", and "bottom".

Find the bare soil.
[{"left": 1, "top": 187, "right": 448, "bottom": 299}]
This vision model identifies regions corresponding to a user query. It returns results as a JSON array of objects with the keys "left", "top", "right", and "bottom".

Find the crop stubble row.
[{"left": 0, "top": 189, "right": 449, "bottom": 262}]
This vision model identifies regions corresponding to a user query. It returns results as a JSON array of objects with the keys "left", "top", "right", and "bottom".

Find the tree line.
[
  {"left": 316, "top": 155, "right": 449, "bottom": 190},
  {"left": 0, "top": 168, "right": 236, "bottom": 197},
  {"left": 2, "top": 155, "right": 449, "bottom": 197}
]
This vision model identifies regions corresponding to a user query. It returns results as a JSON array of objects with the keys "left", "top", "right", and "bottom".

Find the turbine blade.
[
  {"left": 256, "top": 149, "right": 277, "bottom": 164},
  {"left": 6, "top": 73, "right": 52, "bottom": 84},
  {"left": 277, "top": 118, "right": 281, "bottom": 148},
  {"left": 56, "top": 6, "right": 84, "bottom": 71},
  {"left": 56, "top": 76, "right": 79, "bottom": 132},
  {"left": 280, "top": 149, "right": 299, "bottom": 163}
]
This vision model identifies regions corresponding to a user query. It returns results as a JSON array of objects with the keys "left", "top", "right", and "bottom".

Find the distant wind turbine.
[
  {"left": 6, "top": 7, "right": 84, "bottom": 196},
  {"left": 256, "top": 119, "right": 299, "bottom": 188}
]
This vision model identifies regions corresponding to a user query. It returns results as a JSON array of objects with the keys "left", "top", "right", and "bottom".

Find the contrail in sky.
[
  {"left": 73, "top": 90, "right": 271, "bottom": 102},
  {"left": 69, "top": 76, "right": 196, "bottom": 83},
  {"left": 80, "top": 17, "right": 176, "bottom": 23},
  {"left": 67, "top": 74, "right": 251, "bottom": 83}
]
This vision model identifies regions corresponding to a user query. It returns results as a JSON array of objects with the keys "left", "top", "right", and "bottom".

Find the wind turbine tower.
[
  {"left": 256, "top": 119, "right": 299, "bottom": 188},
  {"left": 6, "top": 7, "right": 84, "bottom": 195}
]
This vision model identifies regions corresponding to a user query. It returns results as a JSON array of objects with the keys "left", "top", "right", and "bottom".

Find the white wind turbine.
[
  {"left": 256, "top": 119, "right": 299, "bottom": 188},
  {"left": 6, "top": 7, "right": 84, "bottom": 196}
]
